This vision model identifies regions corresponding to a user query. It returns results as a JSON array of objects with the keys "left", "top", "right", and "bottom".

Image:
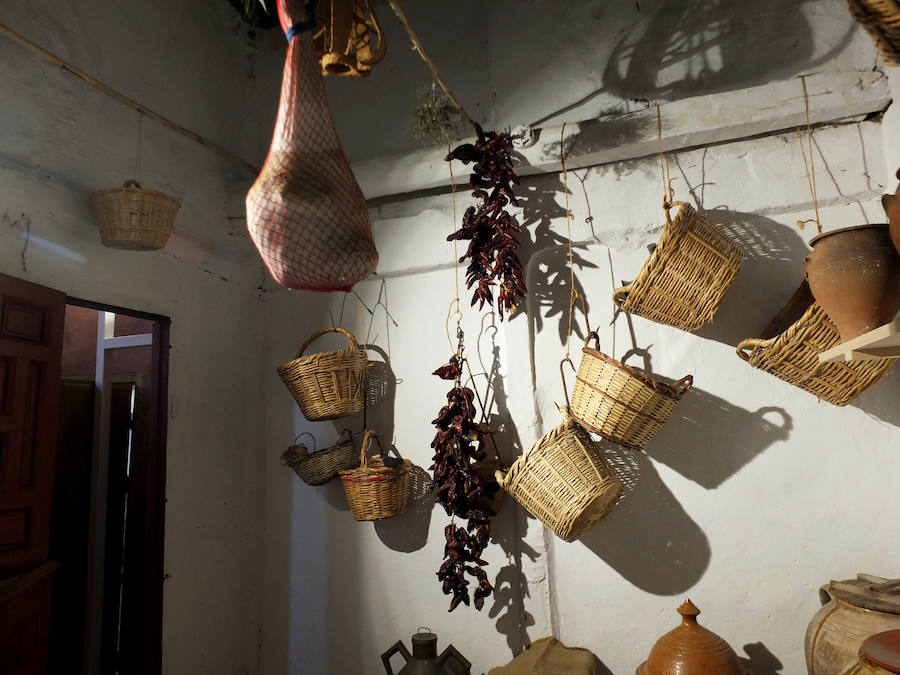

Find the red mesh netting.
[{"left": 246, "top": 0, "right": 378, "bottom": 292}]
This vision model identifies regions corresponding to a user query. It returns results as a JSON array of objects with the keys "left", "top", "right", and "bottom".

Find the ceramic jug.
[
  {"left": 806, "top": 576, "right": 900, "bottom": 675},
  {"left": 381, "top": 629, "right": 471, "bottom": 675}
]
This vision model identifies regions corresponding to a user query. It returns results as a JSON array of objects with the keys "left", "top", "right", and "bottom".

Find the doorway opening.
[{"left": 49, "top": 300, "right": 169, "bottom": 675}]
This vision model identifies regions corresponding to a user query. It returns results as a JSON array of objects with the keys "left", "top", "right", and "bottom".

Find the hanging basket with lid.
[
  {"left": 568, "top": 332, "right": 692, "bottom": 450},
  {"left": 277, "top": 326, "right": 368, "bottom": 421},
  {"left": 844, "top": 0, "right": 900, "bottom": 66},
  {"left": 339, "top": 430, "right": 410, "bottom": 521},
  {"left": 89, "top": 180, "right": 180, "bottom": 251},
  {"left": 736, "top": 281, "right": 895, "bottom": 406},
  {"left": 281, "top": 429, "right": 357, "bottom": 486},
  {"left": 496, "top": 404, "right": 622, "bottom": 542},
  {"left": 613, "top": 202, "right": 744, "bottom": 331}
]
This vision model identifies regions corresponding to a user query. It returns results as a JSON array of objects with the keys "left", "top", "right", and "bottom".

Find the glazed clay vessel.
[
  {"left": 805, "top": 224, "right": 900, "bottom": 341},
  {"left": 637, "top": 599, "right": 746, "bottom": 675},
  {"left": 882, "top": 168, "right": 900, "bottom": 255},
  {"left": 806, "top": 579, "right": 900, "bottom": 675},
  {"left": 838, "top": 630, "right": 900, "bottom": 674}
]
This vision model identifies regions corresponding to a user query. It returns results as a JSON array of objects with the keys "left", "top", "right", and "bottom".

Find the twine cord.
[
  {"left": 561, "top": 124, "right": 578, "bottom": 361},
  {"left": 656, "top": 106, "right": 676, "bottom": 221},
  {"left": 796, "top": 75, "right": 823, "bottom": 234},
  {"left": 134, "top": 111, "right": 144, "bottom": 184},
  {"left": 384, "top": 0, "right": 475, "bottom": 127}
]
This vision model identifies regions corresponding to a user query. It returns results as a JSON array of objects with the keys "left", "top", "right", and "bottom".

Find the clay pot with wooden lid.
[
  {"left": 806, "top": 575, "right": 900, "bottom": 675},
  {"left": 882, "top": 169, "right": 900, "bottom": 255},
  {"left": 636, "top": 599, "right": 747, "bottom": 675},
  {"left": 804, "top": 224, "right": 900, "bottom": 341}
]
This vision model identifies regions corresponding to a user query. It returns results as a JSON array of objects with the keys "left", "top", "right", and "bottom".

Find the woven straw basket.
[
  {"left": 613, "top": 202, "right": 743, "bottom": 331},
  {"left": 496, "top": 406, "right": 622, "bottom": 542},
  {"left": 568, "top": 333, "right": 693, "bottom": 450},
  {"left": 737, "top": 281, "right": 895, "bottom": 406},
  {"left": 90, "top": 180, "right": 180, "bottom": 251},
  {"left": 313, "top": 0, "right": 386, "bottom": 77},
  {"left": 281, "top": 430, "right": 357, "bottom": 486},
  {"left": 845, "top": 0, "right": 900, "bottom": 65},
  {"left": 278, "top": 327, "right": 367, "bottom": 421},
  {"left": 339, "top": 431, "right": 410, "bottom": 521}
]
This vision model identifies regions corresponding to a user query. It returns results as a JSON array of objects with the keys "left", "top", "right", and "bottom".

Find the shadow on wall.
[
  {"left": 601, "top": 0, "right": 852, "bottom": 102},
  {"left": 645, "top": 386, "right": 793, "bottom": 489},
  {"left": 694, "top": 208, "right": 811, "bottom": 349},
  {"left": 579, "top": 442, "right": 710, "bottom": 595},
  {"left": 852, "top": 365, "right": 900, "bottom": 428},
  {"left": 741, "top": 641, "right": 784, "bottom": 674}
]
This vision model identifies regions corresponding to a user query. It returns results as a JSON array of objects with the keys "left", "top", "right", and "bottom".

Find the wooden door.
[
  {"left": 0, "top": 273, "right": 65, "bottom": 575},
  {"left": 0, "top": 273, "right": 65, "bottom": 675}
]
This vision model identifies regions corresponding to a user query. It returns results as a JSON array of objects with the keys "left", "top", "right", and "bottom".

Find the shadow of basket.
[{"left": 374, "top": 464, "right": 435, "bottom": 553}]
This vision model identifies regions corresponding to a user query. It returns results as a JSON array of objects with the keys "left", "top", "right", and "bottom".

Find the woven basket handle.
[
  {"left": 123, "top": 179, "right": 142, "bottom": 189},
  {"left": 359, "top": 429, "right": 382, "bottom": 469},
  {"left": 582, "top": 330, "right": 601, "bottom": 350},
  {"left": 296, "top": 326, "right": 360, "bottom": 358},
  {"left": 673, "top": 375, "right": 693, "bottom": 395},
  {"left": 291, "top": 431, "right": 316, "bottom": 452},
  {"left": 612, "top": 284, "right": 632, "bottom": 308},
  {"left": 560, "top": 358, "right": 576, "bottom": 409},
  {"left": 736, "top": 338, "right": 761, "bottom": 363}
]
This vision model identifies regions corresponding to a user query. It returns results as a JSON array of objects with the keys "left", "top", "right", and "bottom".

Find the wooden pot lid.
[
  {"left": 861, "top": 630, "right": 900, "bottom": 673},
  {"left": 637, "top": 600, "right": 745, "bottom": 675},
  {"left": 830, "top": 575, "right": 900, "bottom": 614}
]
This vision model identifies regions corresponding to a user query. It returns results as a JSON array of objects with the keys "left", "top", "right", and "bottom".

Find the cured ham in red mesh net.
[{"left": 247, "top": 0, "right": 378, "bottom": 292}]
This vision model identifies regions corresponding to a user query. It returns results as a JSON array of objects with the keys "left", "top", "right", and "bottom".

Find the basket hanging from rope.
[
  {"left": 613, "top": 202, "right": 743, "bottom": 331},
  {"left": 496, "top": 405, "right": 622, "bottom": 542},
  {"left": 281, "top": 429, "right": 357, "bottom": 486},
  {"left": 89, "top": 180, "right": 180, "bottom": 251},
  {"left": 313, "top": 0, "right": 386, "bottom": 77},
  {"left": 339, "top": 430, "right": 410, "bottom": 521},
  {"left": 567, "top": 332, "right": 693, "bottom": 450},
  {"left": 844, "top": 0, "right": 900, "bottom": 65},
  {"left": 737, "top": 281, "right": 896, "bottom": 406},
  {"left": 277, "top": 326, "right": 367, "bottom": 421}
]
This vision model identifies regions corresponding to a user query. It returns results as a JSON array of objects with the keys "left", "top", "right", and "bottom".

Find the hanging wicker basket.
[
  {"left": 568, "top": 333, "right": 693, "bottom": 450},
  {"left": 613, "top": 202, "right": 744, "bottom": 331},
  {"left": 339, "top": 430, "right": 410, "bottom": 521},
  {"left": 89, "top": 180, "right": 180, "bottom": 251},
  {"left": 845, "top": 0, "right": 900, "bottom": 66},
  {"left": 277, "top": 327, "right": 367, "bottom": 421},
  {"left": 281, "top": 430, "right": 357, "bottom": 486},
  {"left": 496, "top": 406, "right": 622, "bottom": 542},
  {"left": 737, "top": 281, "right": 896, "bottom": 406}
]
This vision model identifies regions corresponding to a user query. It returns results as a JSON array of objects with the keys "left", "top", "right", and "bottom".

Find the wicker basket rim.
[
  {"left": 90, "top": 186, "right": 182, "bottom": 207},
  {"left": 339, "top": 458, "right": 410, "bottom": 481},
  {"left": 283, "top": 439, "right": 352, "bottom": 466},
  {"left": 581, "top": 345, "right": 692, "bottom": 400},
  {"left": 736, "top": 301, "right": 823, "bottom": 360}
]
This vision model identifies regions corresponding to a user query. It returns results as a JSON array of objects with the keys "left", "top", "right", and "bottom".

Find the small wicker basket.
[
  {"left": 568, "top": 333, "right": 693, "bottom": 450},
  {"left": 281, "top": 430, "right": 357, "bottom": 486},
  {"left": 737, "top": 281, "right": 896, "bottom": 406},
  {"left": 90, "top": 180, "right": 180, "bottom": 251},
  {"left": 496, "top": 406, "right": 622, "bottom": 542},
  {"left": 278, "top": 327, "right": 367, "bottom": 421},
  {"left": 845, "top": 0, "right": 900, "bottom": 66},
  {"left": 339, "top": 431, "right": 410, "bottom": 521},
  {"left": 613, "top": 202, "right": 743, "bottom": 331}
]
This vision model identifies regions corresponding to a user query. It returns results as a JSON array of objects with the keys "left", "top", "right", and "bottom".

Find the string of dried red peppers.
[
  {"left": 430, "top": 337, "right": 496, "bottom": 611},
  {"left": 446, "top": 124, "right": 525, "bottom": 320}
]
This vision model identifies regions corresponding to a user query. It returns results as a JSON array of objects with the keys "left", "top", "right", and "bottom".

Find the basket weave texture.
[
  {"left": 497, "top": 407, "right": 622, "bottom": 542},
  {"left": 737, "top": 282, "right": 895, "bottom": 406},
  {"left": 613, "top": 202, "right": 743, "bottom": 331},
  {"left": 313, "top": 0, "right": 386, "bottom": 77},
  {"left": 845, "top": 0, "right": 900, "bottom": 65},
  {"left": 281, "top": 430, "right": 357, "bottom": 486},
  {"left": 569, "top": 334, "right": 692, "bottom": 450},
  {"left": 90, "top": 180, "right": 180, "bottom": 251},
  {"left": 278, "top": 327, "right": 367, "bottom": 421},
  {"left": 339, "top": 431, "right": 410, "bottom": 521}
]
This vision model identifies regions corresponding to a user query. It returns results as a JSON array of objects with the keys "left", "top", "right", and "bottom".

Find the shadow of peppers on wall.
[
  {"left": 644, "top": 386, "right": 793, "bottom": 489},
  {"left": 579, "top": 441, "right": 711, "bottom": 595}
]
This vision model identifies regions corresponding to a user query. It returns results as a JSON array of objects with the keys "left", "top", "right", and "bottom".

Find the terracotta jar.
[
  {"left": 637, "top": 599, "right": 746, "bottom": 675},
  {"left": 882, "top": 169, "right": 900, "bottom": 255},
  {"left": 838, "top": 629, "right": 900, "bottom": 674},
  {"left": 804, "top": 224, "right": 900, "bottom": 341},
  {"left": 806, "top": 577, "right": 900, "bottom": 675}
]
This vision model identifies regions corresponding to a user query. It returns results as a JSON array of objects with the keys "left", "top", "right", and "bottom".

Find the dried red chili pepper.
[
  {"left": 446, "top": 124, "right": 526, "bottom": 320},
  {"left": 430, "top": 346, "right": 498, "bottom": 612}
]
